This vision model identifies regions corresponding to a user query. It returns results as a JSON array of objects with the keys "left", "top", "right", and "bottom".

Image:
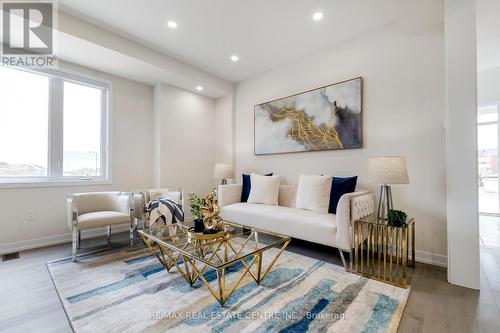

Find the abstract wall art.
[{"left": 254, "top": 77, "right": 363, "bottom": 155}]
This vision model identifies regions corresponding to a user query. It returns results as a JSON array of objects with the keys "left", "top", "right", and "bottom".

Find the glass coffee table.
[{"left": 138, "top": 221, "right": 290, "bottom": 305}]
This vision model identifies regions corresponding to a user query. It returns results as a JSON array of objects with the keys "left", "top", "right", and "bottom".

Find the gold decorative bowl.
[{"left": 187, "top": 226, "right": 230, "bottom": 242}]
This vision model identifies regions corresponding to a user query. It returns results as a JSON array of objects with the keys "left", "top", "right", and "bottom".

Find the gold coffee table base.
[
  {"left": 139, "top": 224, "right": 290, "bottom": 305},
  {"left": 187, "top": 228, "right": 230, "bottom": 257},
  {"left": 354, "top": 216, "right": 415, "bottom": 288}
]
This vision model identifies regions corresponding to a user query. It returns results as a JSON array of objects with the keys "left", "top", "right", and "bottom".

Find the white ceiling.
[
  {"left": 477, "top": 0, "right": 500, "bottom": 72},
  {"left": 57, "top": 0, "right": 410, "bottom": 83}
]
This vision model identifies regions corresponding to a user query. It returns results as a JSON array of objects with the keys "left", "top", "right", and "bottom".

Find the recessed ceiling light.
[
  {"left": 196, "top": 86, "right": 204, "bottom": 91},
  {"left": 167, "top": 20, "right": 178, "bottom": 29},
  {"left": 230, "top": 55, "right": 239, "bottom": 62},
  {"left": 313, "top": 12, "right": 323, "bottom": 21}
]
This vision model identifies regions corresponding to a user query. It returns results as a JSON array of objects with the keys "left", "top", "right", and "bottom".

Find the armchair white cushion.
[
  {"left": 76, "top": 211, "right": 131, "bottom": 229},
  {"left": 67, "top": 191, "right": 133, "bottom": 261}
]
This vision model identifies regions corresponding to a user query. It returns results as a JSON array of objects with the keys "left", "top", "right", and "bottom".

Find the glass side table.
[{"left": 353, "top": 214, "right": 415, "bottom": 288}]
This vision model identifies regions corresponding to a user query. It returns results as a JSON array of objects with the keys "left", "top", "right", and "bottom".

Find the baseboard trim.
[
  {"left": 1, "top": 221, "right": 448, "bottom": 269},
  {"left": 0, "top": 218, "right": 195, "bottom": 255},
  {"left": 0, "top": 225, "right": 131, "bottom": 255},
  {"left": 415, "top": 250, "right": 447, "bottom": 267}
]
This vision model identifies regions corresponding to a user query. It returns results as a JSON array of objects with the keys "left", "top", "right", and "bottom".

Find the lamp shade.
[
  {"left": 213, "top": 163, "right": 233, "bottom": 179},
  {"left": 368, "top": 156, "right": 409, "bottom": 184}
]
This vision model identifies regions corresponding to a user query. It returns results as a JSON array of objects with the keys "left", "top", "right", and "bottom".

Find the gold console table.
[{"left": 353, "top": 215, "right": 415, "bottom": 288}]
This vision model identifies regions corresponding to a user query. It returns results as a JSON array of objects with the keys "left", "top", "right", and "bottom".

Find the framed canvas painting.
[{"left": 254, "top": 77, "right": 363, "bottom": 155}]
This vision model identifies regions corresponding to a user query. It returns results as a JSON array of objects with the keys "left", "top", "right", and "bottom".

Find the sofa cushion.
[
  {"left": 77, "top": 211, "right": 131, "bottom": 229},
  {"left": 296, "top": 175, "right": 332, "bottom": 213},
  {"left": 278, "top": 184, "right": 297, "bottom": 208},
  {"left": 247, "top": 173, "right": 281, "bottom": 205},
  {"left": 221, "top": 203, "right": 338, "bottom": 247},
  {"left": 329, "top": 176, "right": 358, "bottom": 214},
  {"left": 241, "top": 173, "right": 273, "bottom": 202}
]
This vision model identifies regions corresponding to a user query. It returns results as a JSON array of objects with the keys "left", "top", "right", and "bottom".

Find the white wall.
[
  {"left": 215, "top": 95, "right": 234, "bottom": 165},
  {"left": 478, "top": 66, "right": 500, "bottom": 105},
  {"left": 154, "top": 84, "right": 217, "bottom": 215},
  {"left": 0, "top": 61, "right": 154, "bottom": 253},
  {"left": 234, "top": 20, "right": 447, "bottom": 264},
  {"left": 445, "top": 0, "right": 479, "bottom": 289}
]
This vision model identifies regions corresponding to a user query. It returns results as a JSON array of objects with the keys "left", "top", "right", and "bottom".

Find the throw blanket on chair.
[{"left": 147, "top": 197, "right": 184, "bottom": 228}]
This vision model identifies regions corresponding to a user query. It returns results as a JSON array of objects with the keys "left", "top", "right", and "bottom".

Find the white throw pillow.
[
  {"left": 247, "top": 173, "right": 281, "bottom": 205},
  {"left": 295, "top": 175, "right": 333, "bottom": 213}
]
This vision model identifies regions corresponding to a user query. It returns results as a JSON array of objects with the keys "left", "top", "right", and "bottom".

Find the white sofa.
[{"left": 218, "top": 184, "right": 375, "bottom": 270}]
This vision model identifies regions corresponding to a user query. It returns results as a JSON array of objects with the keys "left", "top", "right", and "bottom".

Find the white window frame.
[{"left": 0, "top": 66, "right": 113, "bottom": 188}]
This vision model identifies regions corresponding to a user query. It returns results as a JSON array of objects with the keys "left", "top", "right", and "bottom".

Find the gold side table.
[{"left": 353, "top": 215, "right": 415, "bottom": 288}]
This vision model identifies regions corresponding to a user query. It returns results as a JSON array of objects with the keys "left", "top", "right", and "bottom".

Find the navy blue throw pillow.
[
  {"left": 329, "top": 176, "right": 358, "bottom": 214},
  {"left": 241, "top": 173, "right": 273, "bottom": 202}
]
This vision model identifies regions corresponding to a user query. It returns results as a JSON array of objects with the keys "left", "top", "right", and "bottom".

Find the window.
[
  {"left": 63, "top": 81, "right": 103, "bottom": 177},
  {"left": 0, "top": 67, "right": 49, "bottom": 177},
  {"left": 478, "top": 104, "right": 499, "bottom": 214},
  {"left": 0, "top": 66, "right": 111, "bottom": 187}
]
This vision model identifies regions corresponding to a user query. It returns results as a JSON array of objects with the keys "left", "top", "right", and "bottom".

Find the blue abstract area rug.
[{"left": 47, "top": 246, "right": 409, "bottom": 333}]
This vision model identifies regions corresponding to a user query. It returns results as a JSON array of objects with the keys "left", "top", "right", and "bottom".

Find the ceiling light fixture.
[
  {"left": 313, "top": 12, "right": 323, "bottom": 21},
  {"left": 230, "top": 55, "right": 239, "bottom": 62},
  {"left": 167, "top": 20, "right": 178, "bottom": 29},
  {"left": 196, "top": 86, "right": 204, "bottom": 91}
]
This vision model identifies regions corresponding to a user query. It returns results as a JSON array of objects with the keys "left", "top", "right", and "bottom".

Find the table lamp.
[
  {"left": 368, "top": 156, "right": 409, "bottom": 219},
  {"left": 213, "top": 163, "right": 233, "bottom": 185}
]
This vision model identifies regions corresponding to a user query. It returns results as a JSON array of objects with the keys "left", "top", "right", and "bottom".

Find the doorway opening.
[{"left": 478, "top": 104, "right": 499, "bottom": 215}]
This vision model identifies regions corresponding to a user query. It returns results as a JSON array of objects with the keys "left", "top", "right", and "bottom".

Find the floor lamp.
[{"left": 368, "top": 156, "right": 409, "bottom": 219}]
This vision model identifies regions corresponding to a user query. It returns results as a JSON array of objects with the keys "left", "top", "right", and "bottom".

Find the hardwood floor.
[{"left": 1, "top": 218, "right": 500, "bottom": 333}]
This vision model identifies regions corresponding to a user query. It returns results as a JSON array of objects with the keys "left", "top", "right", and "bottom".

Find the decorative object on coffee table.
[
  {"left": 368, "top": 156, "right": 409, "bottom": 219},
  {"left": 188, "top": 193, "right": 204, "bottom": 232},
  {"left": 201, "top": 192, "right": 224, "bottom": 232},
  {"left": 213, "top": 163, "right": 233, "bottom": 185},
  {"left": 353, "top": 214, "right": 415, "bottom": 288}
]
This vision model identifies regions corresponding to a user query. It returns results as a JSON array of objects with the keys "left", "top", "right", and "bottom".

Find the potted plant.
[
  {"left": 387, "top": 209, "right": 408, "bottom": 228},
  {"left": 188, "top": 193, "right": 204, "bottom": 232}
]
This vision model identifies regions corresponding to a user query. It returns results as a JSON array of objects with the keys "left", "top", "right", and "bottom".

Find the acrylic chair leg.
[
  {"left": 107, "top": 226, "right": 112, "bottom": 243},
  {"left": 349, "top": 248, "right": 353, "bottom": 272},
  {"left": 72, "top": 228, "right": 78, "bottom": 262},
  {"left": 129, "top": 222, "right": 134, "bottom": 246}
]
